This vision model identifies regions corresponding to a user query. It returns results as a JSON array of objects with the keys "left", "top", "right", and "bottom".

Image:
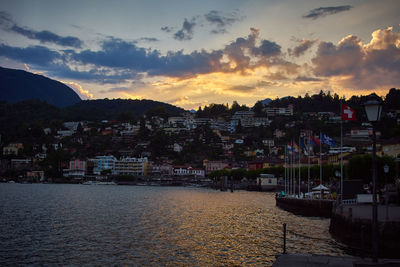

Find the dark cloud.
[
  {"left": 205, "top": 10, "right": 243, "bottom": 34},
  {"left": 288, "top": 39, "right": 318, "bottom": 57},
  {"left": 0, "top": 11, "right": 83, "bottom": 48},
  {"left": 71, "top": 38, "right": 161, "bottom": 70},
  {"left": 303, "top": 6, "right": 353, "bottom": 20},
  {"left": 0, "top": 44, "right": 61, "bottom": 66},
  {"left": 228, "top": 85, "right": 256, "bottom": 92},
  {"left": 252, "top": 40, "right": 281, "bottom": 56},
  {"left": 311, "top": 27, "right": 400, "bottom": 89},
  {"left": 173, "top": 18, "right": 197, "bottom": 41},
  {"left": 10, "top": 25, "right": 83, "bottom": 48},
  {"left": 295, "top": 76, "right": 322, "bottom": 82},
  {"left": 161, "top": 26, "right": 173, "bottom": 33},
  {"left": 138, "top": 37, "right": 159, "bottom": 42}
]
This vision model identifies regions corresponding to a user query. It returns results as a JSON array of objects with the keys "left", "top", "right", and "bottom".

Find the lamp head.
[{"left": 363, "top": 99, "right": 383, "bottom": 122}]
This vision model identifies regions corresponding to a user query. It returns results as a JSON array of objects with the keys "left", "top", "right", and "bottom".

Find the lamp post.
[
  {"left": 384, "top": 164, "right": 389, "bottom": 221},
  {"left": 363, "top": 99, "right": 383, "bottom": 262},
  {"left": 335, "top": 170, "right": 340, "bottom": 201}
]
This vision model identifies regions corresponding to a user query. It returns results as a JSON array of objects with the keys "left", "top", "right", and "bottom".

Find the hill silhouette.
[{"left": 0, "top": 66, "right": 81, "bottom": 107}]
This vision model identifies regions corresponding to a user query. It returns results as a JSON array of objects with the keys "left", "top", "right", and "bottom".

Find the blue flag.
[{"left": 321, "top": 133, "right": 336, "bottom": 147}]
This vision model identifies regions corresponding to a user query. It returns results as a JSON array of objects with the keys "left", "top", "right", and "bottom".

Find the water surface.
[{"left": 0, "top": 184, "right": 347, "bottom": 266}]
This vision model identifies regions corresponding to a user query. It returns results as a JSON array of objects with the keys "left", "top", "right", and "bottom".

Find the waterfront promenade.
[{"left": 273, "top": 254, "right": 400, "bottom": 267}]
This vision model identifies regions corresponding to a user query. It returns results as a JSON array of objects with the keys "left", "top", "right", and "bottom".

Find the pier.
[{"left": 275, "top": 196, "right": 335, "bottom": 218}]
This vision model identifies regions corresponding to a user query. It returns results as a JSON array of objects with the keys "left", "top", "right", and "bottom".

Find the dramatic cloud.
[
  {"left": 70, "top": 29, "right": 282, "bottom": 78},
  {"left": 0, "top": 11, "right": 82, "bottom": 48},
  {"left": 303, "top": 6, "right": 353, "bottom": 20},
  {"left": 288, "top": 38, "right": 318, "bottom": 57},
  {"left": 0, "top": 28, "right": 287, "bottom": 84},
  {"left": 173, "top": 18, "right": 197, "bottom": 41},
  {"left": 311, "top": 26, "right": 400, "bottom": 90},
  {"left": 205, "top": 10, "right": 243, "bottom": 34},
  {"left": 223, "top": 28, "right": 281, "bottom": 73}
]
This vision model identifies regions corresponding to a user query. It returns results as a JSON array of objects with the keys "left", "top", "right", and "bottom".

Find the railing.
[{"left": 342, "top": 198, "right": 357, "bottom": 205}]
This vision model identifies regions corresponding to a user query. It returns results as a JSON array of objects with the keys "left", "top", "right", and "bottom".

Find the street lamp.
[{"left": 363, "top": 99, "right": 383, "bottom": 262}]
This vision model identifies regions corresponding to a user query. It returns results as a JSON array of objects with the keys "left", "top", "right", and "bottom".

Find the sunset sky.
[{"left": 0, "top": 0, "right": 399, "bottom": 110}]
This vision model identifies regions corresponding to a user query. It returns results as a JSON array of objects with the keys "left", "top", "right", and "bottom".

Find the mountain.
[
  {"left": 0, "top": 66, "right": 81, "bottom": 107},
  {"left": 260, "top": 98, "right": 272, "bottom": 106},
  {"left": 64, "top": 99, "right": 185, "bottom": 121}
]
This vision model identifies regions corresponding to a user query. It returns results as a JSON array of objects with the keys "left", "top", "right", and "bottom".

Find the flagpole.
[
  {"left": 289, "top": 140, "right": 292, "bottom": 196},
  {"left": 292, "top": 139, "right": 295, "bottom": 197},
  {"left": 340, "top": 101, "right": 344, "bottom": 203},
  {"left": 298, "top": 135, "right": 301, "bottom": 198},
  {"left": 291, "top": 139, "right": 294, "bottom": 196},
  {"left": 284, "top": 144, "right": 287, "bottom": 195},
  {"left": 308, "top": 133, "right": 310, "bottom": 196},
  {"left": 320, "top": 131, "right": 322, "bottom": 199}
]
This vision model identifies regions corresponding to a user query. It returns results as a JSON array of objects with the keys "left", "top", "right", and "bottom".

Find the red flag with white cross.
[{"left": 342, "top": 104, "right": 357, "bottom": 121}]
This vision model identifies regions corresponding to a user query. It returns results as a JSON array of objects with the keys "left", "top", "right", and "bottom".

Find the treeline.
[
  {"left": 197, "top": 88, "right": 400, "bottom": 118},
  {"left": 209, "top": 155, "right": 397, "bottom": 185},
  {"left": 0, "top": 98, "right": 184, "bottom": 143}
]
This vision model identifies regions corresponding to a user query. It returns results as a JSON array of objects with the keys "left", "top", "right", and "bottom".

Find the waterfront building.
[
  {"left": 114, "top": 157, "right": 152, "bottom": 176},
  {"left": 63, "top": 159, "right": 87, "bottom": 178},
  {"left": 92, "top": 155, "right": 117, "bottom": 175},
  {"left": 172, "top": 166, "right": 205, "bottom": 178}
]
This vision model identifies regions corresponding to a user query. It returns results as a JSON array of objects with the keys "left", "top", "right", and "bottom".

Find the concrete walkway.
[{"left": 272, "top": 254, "right": 400, "bottom": 267}]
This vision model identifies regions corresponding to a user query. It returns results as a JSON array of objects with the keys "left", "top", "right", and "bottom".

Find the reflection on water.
[{"left": 0, "top": 184, "right": 347, "bottom": 266}]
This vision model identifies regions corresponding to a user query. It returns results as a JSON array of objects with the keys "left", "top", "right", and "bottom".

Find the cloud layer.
[{"left": 1, "top": 28, "right": 284, "bottom": 83}]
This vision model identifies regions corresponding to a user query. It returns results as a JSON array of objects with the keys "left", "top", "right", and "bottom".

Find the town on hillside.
[{"left": 1, "top": 90, "right": 400, "bottom": 190}]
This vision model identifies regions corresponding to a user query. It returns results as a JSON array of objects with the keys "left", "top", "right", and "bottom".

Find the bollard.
[{"left": 283, "top": 223, "right": 287, "bottom": 254}]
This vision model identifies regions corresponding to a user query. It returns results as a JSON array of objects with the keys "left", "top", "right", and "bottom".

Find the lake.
[{"left": 0, "top": 184, "right": 348, "bottom": 266}]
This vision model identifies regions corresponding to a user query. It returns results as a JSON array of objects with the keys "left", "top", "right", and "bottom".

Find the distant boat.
[{"left": 82, "top": 181, "right": 116, "bottom": 185}]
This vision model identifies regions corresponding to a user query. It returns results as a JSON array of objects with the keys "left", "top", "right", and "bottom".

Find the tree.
[{"left": 253, "top": 101, "right": 265, "bottom": 117}]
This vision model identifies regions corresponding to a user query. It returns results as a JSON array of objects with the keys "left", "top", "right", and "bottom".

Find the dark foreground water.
[{"left": 0, "top": 184, "right": 348, "bottom": 266}]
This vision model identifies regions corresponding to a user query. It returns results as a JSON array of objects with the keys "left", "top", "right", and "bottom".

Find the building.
[
  {"left": 92, "top": 155, "right": 117, "bottom": 175},
  {"left": 379, "top": 142, "right": 400, "bottom": 158},
  {"left": 26, "top": 171, "right": 45, "bottom": 182},
  {"left": 265, "top": 105, "right": 293, "bottom": 116},
  {"left": 63, "top": 159, "right": 87, "bottom": 178},
  {"left": 114, "top": 157, "right": 152, "bottom": 176},
  {"left": 204, "top": 160, "right": 230, "bottom": 175},
  {"left": 230, "top": 111, "right": 270, "bottom": 128},
  {"left": 350, "top": 129, "right": 381, "bottom": 139},
  {"left": 3, "top": 143, "right": 23, "bottom": 156},
  {"left": 172, "top": 166, "right": 205, "bottom": 178}
]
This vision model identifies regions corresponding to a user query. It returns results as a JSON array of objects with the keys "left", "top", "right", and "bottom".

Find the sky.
[{"left": 0, "top": 0, "right": 399, "bottom": 110}]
